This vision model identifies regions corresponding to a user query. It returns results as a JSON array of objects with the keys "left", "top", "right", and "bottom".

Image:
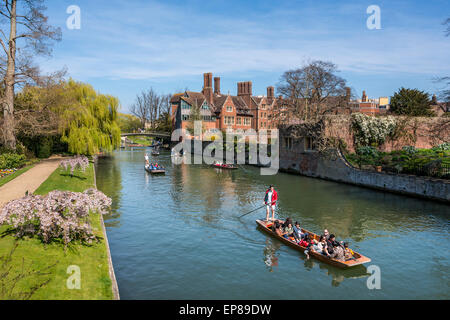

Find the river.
[{"left": 95, "top": 148, "right": 450, "bottom": 299}]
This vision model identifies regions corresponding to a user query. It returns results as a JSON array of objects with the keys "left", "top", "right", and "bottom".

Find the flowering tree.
[
  {"left": 351, "top": 113, "right": 397, "bottom": 147},
  {"left": 60, "top": 156, "right": 89, "bottom": 176},
  {"left": 0, "top": 189, "right": 112, "bottom": 246}
]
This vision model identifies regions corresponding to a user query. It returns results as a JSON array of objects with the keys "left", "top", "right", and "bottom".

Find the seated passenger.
[
  {"left": 302, "top": 235, "right": 316, "bottom": 259},
  {"left": 311, "top": 236, "right": 326, "bottom": 255},
  {"left": 282, "top": 218, "right": 293, "bottom": 230},
  {"left": 283, "top": 222, "right": 296, "bottom": 240},
  {"left": 298, "top": 234, "right": 310, "bottom": 247},
  {"left": 272, "top": 221, "right": 284, "bottom": 237},
  {"left": 329, "top": 242, "right": 345, "bottom": 261},
  {"left": 344, "top": 242, "right": 354, "bottom": 260},
  {"left": 323, "top": 229, "right": 330, "bottom": 240},
  {"left": 327, "top": 234, "right": 338, "bottom": 254},
  {"left": 293, "top": 221, "right": 305, "bottom": 240}
]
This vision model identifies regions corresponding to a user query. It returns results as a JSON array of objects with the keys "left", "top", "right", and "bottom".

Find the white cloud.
[{"left": 40, "top": 0, "right": 450, "bottom": 82}]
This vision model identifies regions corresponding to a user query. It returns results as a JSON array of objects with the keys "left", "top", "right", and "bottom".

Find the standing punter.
[{"left": 264, "top": 185, "right": 278, "bottom": 222}]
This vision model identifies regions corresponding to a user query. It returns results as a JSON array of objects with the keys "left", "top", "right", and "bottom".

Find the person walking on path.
[{"left": 264, "top": 185, "right": 278, "bottom": 222}]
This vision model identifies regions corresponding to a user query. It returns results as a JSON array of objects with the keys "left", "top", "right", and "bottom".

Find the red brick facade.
[{"left": 171, "top": 73, "right": 278, "bottom": 135}]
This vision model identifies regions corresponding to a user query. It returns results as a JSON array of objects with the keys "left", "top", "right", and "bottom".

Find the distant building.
[
  {"left": 430, "top": 94, "right": 450, "bottom": 116},
  {"left": 170, "top": 73, "right": 279, "bottom": 136},
  {"left": 349, "top": 90, "right": 390, "bottom": 115}
]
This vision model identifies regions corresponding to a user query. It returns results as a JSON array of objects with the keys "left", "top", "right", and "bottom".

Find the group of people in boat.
[
  {"left": 263, "top": 185, "right": 354, "bottom": 262},
  {"left": 270, "top": 220, "right": 354, "bottom": 261},
  {"left": 145, "top": 153, "right": 164, "bottom": 170}
]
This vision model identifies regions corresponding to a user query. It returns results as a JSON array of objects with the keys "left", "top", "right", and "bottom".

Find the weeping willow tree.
[{"left": 60, "top": 80, "right": 121, "bottom": 155}]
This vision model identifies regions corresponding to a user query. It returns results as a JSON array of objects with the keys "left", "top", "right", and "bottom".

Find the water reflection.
[
  {"left": 95, "top": 155, "right": 122, "bottom": 228},
  {"left": 261, "top": 231, "right": 370, "bottom": 287},
  {"left": 263, "top": 238, "right": 281, "bottom": 272}
]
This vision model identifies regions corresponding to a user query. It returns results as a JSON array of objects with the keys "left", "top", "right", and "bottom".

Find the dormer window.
[
  {"left": 226, "top": 106, "right": 233, "bottom": 112},
  {"left": 202, "top": 102, "right": 209, "bottom": 110}
]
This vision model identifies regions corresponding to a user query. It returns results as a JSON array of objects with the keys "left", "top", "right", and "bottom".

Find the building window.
[
  {"left": 284, "top": 137, "right": 293, "bottom": 150},
  {"left": 182, "top": 115, "right": 190, "bottom": 121},
  {"left": 236, "top": 117, "right": 242, "bottom": 125},
  {"left": 305, "top": 137, "right": 316, "bottom": 151},
  {"left": 224, "top": 116, "right": 234, "bottom": 125},
  {"left": 226, "top": 106, "right": 233, "bottom": 112},
  {"left": 244, "top": 118, "right": 251, "bottom": 126},
  {"left": 202, "top": 103, "right": 209, "bottom": 110}
]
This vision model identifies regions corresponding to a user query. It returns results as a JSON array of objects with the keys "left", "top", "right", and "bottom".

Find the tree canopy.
[
  {"left": 13, "top": 79, "right": 122, "bottom": 155},
  {"left": 60, "top": 80, "right": 121, "bottom": 155},
  {"left": 277, "top": 60, "right": 348, "bottom": 121},
  {"left": 390, "top": 88, "right": 435, "bottom": 117}
]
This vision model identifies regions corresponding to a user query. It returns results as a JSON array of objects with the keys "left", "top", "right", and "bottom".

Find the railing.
[{"left": 401, "top": 163, "right": 450, "bottom": 179}]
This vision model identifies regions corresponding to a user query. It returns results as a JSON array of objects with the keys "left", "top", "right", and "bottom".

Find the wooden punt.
[
  {"left": 256, "top": 219, "right": 371, "bottom": 269},
  {"left": 145, "top": 166, "right": 165, "bottom": 174},
  {"left": 212, "top": 163, "right": 238, "bottom": 170}
]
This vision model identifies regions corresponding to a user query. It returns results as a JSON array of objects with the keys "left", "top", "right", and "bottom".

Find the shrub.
[
  {"left": 60, "top": 156, "right": 90, "bottom": 176},
  {"left": 0, "top": 189, "right": 112, "bottom": 246},
  {"left": 432, "top": 142, "right": 450, "bottom": 152},
  {"left": 402, "top": 146, "right": 417, "bottom": 155},
  {"left": 356, "top": 146, "right": 379, "bottom": 157},
  {"left": 351, "top": 113, "right": 397, "bottom": 146},
  {"left": 0, "top": 153, "right": 26, "bottom": 169}
]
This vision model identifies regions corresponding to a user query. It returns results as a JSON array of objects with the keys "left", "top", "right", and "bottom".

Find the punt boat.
[
  {"left": 145, "top": 165, "right": 165, "bottom": 174},
  {"left": 212, "top": 163, "right": 238, "bottom": 170},
  {"left": 256, "top": 219, "right": 371, "bottom": 268}
]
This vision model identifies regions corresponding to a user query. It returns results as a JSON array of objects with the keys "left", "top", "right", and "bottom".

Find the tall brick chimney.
[
  {"left": 214, "top": 77, "right": 221, "bottom": 95},
  {"left": 345, "top": 87, "right": 351, "bottom": 101},
  {"left": 237, "top": 82, "right": 244, "bottom": 96},
  {"left": 202, "top": 72, "right": 213, "bottom": 104},
  {"left": 237, "top": 81, "right": 252, "bottom": 106},
  {"left": 362, "top": 90, "right": 367, "bottom": 102},
  {"left": 267, "top": 86, "right": 274, "bottom": 99}
]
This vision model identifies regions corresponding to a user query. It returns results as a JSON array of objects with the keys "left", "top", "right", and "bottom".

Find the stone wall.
[
  {"left": 279, "top": 139, "right": 450, "bottom": 203},
  {"left": 320, "top": 115, "right": 449, "bottom": 153}
]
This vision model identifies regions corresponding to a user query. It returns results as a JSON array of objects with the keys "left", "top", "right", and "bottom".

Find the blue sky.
[{"left": 39, "top": 0, "right": 450, "bottom": 113}]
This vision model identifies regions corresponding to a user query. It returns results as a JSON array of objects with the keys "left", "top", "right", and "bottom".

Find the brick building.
[
  {"left": 349, "top": 90, "right": 390, "bottom": 115},
  {"left": 171, "top": 73, "right": 278, "bottom": 135}
]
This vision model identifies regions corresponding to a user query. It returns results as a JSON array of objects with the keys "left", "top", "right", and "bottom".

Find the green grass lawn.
[
  {"left": 0, "top": 163, "right": 113, "bottom": 300},
  {"left": 0, "top": 164, "right": 36, "bottom": 188},
  {"left": 127, "top": 135, "right": 153, "bottom": 145}
]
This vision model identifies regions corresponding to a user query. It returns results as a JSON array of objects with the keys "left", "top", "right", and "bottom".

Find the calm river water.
[{"left": 95, "top": 148, "right": 449, "bottom": 299}]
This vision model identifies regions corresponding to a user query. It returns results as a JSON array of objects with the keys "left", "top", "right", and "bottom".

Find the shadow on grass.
[
  {"left": 0, "top": 241, "right": 59, "bottom": 300},
  {"left": 0, "top": 227, "right": 104, "bottom": 254},
  {"left": 59, "top": 173, "right": 87, "bottom": 180}
]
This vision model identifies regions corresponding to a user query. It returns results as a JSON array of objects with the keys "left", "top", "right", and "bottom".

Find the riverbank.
[{"left": 0, "top": 163, "right": 114, "bottom": 300}]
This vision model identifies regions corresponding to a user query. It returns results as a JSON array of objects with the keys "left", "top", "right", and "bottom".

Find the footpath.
[{"left": 0, "top": 155, "right": 63, "bottom": 208}]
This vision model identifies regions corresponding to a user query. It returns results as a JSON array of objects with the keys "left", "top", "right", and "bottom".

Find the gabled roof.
[
  {"left": 170, "top": 93, "right": 185, "bottom": 103},
  {"left": 231, "top": 96, "right": 252, "bottom": 116}
]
